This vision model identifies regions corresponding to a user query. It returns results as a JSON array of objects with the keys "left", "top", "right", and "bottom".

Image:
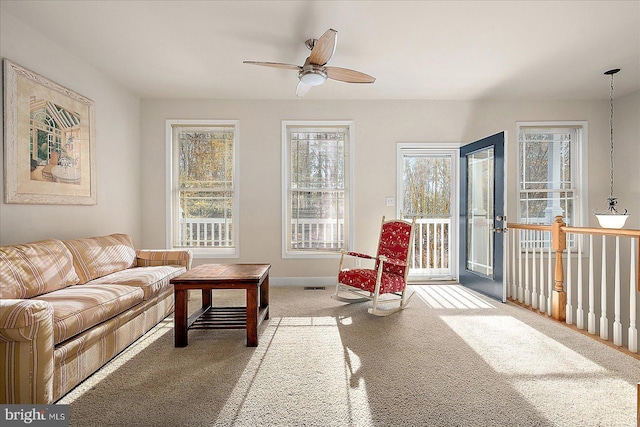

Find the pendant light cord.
[{"left": 609, "top": 72, "right": 615, "bottom": 199}]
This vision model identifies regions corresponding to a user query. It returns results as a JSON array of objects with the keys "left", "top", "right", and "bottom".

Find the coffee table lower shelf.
[{"left": 188, "top": 306, "right": 269, "bottom": 330}]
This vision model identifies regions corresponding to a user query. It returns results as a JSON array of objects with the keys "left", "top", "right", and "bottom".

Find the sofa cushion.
[
  {"left": 87, "top": 265, "right": 186, "bottom": 300},
  {"left": 63, "top": 234, "right": 136, "bottom": 284},
  {"left": 0, "top": 239, "right": 79, "bottom": 299},
  {"left": 33, "top": 284, "right": 144, "bottom": 345}
]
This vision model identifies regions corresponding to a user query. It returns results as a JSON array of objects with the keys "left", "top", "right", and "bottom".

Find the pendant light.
[{"left": 594, "top": 68, "right": 629, "bottom": 228}]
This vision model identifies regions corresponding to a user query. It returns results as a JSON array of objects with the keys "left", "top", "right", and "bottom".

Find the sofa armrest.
[
  {"left": 0, "top": 299, "right": 55, "bottom": 404},
  {"left": 135, "top": 249, "right": 193, "bottom": 270}
]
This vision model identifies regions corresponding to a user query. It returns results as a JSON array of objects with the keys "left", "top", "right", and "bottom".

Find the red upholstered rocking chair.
[{"left": 331, "top": 216, "right": 416, "bottom": 316}]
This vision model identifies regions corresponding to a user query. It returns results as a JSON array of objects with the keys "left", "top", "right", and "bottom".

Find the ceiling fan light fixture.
[
  {"left": 244, "top": 28, "right": 374, "bottom": 96},
  {"left": 299, "top": 69, "right": 327, "bottom": 86}
]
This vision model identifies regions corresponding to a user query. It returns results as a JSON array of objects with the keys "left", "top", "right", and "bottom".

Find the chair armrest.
[
  {"left": 0, "top": 299, "right": 55, "bottom": 403},
  {"left": 378, "top": 255, "right": 408, "bottom": 267},
  {"left": 342, "top": 250, "right": 374, "bottom": 260},
  {"left": 135, "top": 249, "right": 193, "bottom": 270}
]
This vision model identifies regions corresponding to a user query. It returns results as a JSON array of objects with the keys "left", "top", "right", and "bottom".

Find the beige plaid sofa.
[{"left": 0, "top": 233, "right": 192, "bottom": 404}]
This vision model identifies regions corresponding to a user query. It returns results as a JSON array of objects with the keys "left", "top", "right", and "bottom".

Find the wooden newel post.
[{"left": 551, "top": 215, "right": 567, "bottom": 321}]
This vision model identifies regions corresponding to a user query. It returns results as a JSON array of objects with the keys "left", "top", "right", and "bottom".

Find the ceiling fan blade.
[
  {"left": 243, "top": 61, "right": 301, "bottom": 71},
  {"left": 325, "top": 66, "right": 376, "bottom": 83},
  {"left": 296, "top": 81, "right": 311, "bottom": 98},
  {"left": 309, "top": 29, "right": 337, "bottom": 66}
]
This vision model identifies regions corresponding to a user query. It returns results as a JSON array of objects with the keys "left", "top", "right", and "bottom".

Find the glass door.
[
  {"left": 398, "top": 146, "right": 458, "bottom": 281},
  {"left": 459, "top": 132, "right": 506, "bottom": 301}
]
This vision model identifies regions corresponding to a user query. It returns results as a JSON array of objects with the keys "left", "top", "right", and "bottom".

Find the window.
[
  {"left": 167, "top": 120, "right": 239, "bottom": 257},
  {"left": 517, "top": 122, "right": 587, "bottom": 228},
  {"left": 282, "top": 121, "right": 353, "bottom": 257}
]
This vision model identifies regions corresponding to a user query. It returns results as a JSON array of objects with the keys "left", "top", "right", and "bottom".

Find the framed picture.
[{"left": 3, "top": 59, "right": 96, "bottom": 205}]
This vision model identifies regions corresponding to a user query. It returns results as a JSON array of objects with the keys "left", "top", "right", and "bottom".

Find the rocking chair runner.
[{"left": 331, "top": 216, "right": 416, "bottom": 316}]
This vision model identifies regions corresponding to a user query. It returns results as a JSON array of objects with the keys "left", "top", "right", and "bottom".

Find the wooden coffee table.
[{"left": 170, "top": 263, "right": 270, "bottom": 347}]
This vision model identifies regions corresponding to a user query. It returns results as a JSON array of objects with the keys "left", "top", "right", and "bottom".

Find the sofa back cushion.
[
  {"left": 63, "top": 234, "right": 136, "bottom": 284},
  {"left": 0, "top": 239, "right": 80, "bottom": 299}
]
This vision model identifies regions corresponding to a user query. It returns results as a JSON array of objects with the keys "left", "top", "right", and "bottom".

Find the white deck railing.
[
  {"left": 179, "top": 218, "right": 233, "bottom": 247},
  {"left": 180, "top": 217, "right": 451, "bottom": 273},
  {"left": 506, "top": 216, "right": 639, "bottom": 354},
  {"left": 411, "top": 218, "right": 451, "bottom": 275}
]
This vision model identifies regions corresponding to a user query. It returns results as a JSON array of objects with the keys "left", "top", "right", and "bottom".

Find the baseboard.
[{"left": 271, "top": 276, "right": 335, "bottom": 287}]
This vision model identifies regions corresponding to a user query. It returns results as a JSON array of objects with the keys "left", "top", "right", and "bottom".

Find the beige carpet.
[{"left": 59, "top": 285, "right": 639, "bottom": 426}]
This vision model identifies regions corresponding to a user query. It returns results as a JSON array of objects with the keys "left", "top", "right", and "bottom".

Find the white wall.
[
  {"left": 612, "top": 90, "right": 640, "bottom": 229},
  {"left": 141, "top": 98, "right": 632, "bottom": 279},
  {"left": 0, "top": 12, "right": 142, "bottom": 246}
]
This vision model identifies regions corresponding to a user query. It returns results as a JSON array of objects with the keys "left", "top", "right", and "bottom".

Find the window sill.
[
  {"left": 282, "top": 250, "right": 342, "bottom": 260},
  {"left": 177, "top": 247, "right": 239, "bottom": 259}
]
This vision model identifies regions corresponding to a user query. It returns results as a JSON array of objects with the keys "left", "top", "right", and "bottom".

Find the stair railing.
[{"left": 506, "top": 215, "right": 640, "bottom": 354}]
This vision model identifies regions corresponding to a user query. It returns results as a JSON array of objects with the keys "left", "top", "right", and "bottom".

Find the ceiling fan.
[{"left": 243, "top": 28, "right": 376, "bottom": 98}]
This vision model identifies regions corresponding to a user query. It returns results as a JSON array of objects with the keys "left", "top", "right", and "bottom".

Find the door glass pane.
[{"left": 466, "top": 147, "right": 494, "bottom": 277}]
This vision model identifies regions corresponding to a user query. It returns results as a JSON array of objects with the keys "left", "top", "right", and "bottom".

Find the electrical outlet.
[{"left": 385, "top": 197, "right": 395, "bottom": 206}]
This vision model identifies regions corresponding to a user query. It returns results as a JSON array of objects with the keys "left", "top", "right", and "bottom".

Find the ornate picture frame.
[{"left": 3, "top": 59, "right": 96, "bottom": 205}]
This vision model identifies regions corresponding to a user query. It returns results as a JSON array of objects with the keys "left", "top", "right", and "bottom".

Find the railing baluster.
[
  {"left": 588, "top": 234, "right": 596, "bottom": 334},
  {"left": 532, "top": 231, "right": 538, "bottom": 309},
  {"left": 418, "top": 223, "right": 424, "bottom": 269},
  {"left": 518, "top": 229, "right": 524, "bottom": 302},
  {"left": 600, "top": 235, "right": 609, "bottom": 340},
  {"left": 525, "top": 230, "right": 530, "bottom": 305},
  {"left": 538, "top": 232, "right": 544, "bottom": 312},
  {"left": 426, "top": 224, "right": 432, "bottom": 270},
  {"left": 510, "top": 228, "right": 515, "bottom": 298},
  {"left": 566, "top": 232, "right": 573, "bottom": 325},
  {"left": 539, "top": 230, "right": 546, "bottom": 312},
  {"left": 329, "top": 221, "right": 334, "bottom": 247},
  {"left": 576, "top": 235, "right": 584, "bottom": 330},
  {"left": 510, "top": 228, "right": 516, "bottom": 298},
  {"left": 440, "top": 222, "right": 446, "bottom": 268},
  {"left": 613, "top": 236, "right": 622, "bottom": 346},
  {"left": 547, "top": 233, "right": 552, "bottom": 317},
  {"left": 629, "top": 238, "right": 638, "bottom": 353},
  {"left": 435, "top": 223, "right": 440, "bottom": 269}
]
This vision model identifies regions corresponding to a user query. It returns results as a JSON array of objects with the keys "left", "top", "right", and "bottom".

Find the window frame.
[
  {"left": 516, "top": 121, "right": 588, "bottom": 228},
  {"left": 281, "top": 120, "right": 354, "bottom": 259},
  {"left": 166, "top": 119, "right": 240, "bottom": 258}
]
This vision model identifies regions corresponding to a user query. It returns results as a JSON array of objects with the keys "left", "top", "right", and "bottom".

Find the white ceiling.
[{"left": 2, "top": 0, "right": 639, "bottom": 101}]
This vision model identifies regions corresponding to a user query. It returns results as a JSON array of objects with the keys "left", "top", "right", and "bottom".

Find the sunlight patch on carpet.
[
  {"left": 441, "top": 315, "right": 605, "bottom": 374},
  {"left": 511, "top": 377, "right": 637, "bottom": 426},
  {"left": 441, "top": 315, "right": 636, "bottom": 426},
  {"left": 413, "top": 285, "right": 496, "bottom": 309},
  {"left": 214, "top": 317, "right": 373, "bottom": 427}
]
